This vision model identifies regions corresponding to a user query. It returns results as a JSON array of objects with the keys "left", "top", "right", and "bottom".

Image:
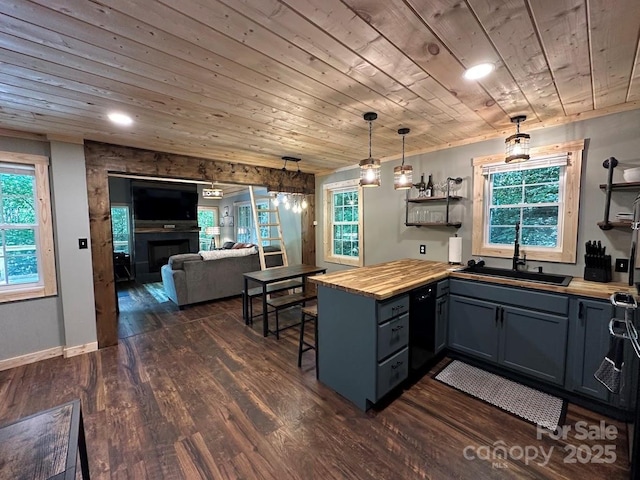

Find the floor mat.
[{"left": 435, "top": 360, "right": 567, "bottom": 431}]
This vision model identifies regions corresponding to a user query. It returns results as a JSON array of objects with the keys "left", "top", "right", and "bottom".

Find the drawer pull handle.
[
  {"left": 391, "top": 361, "right": 404, "bottom": 370},
  {"left": 391, "top": 325, "right": 404, "bottom": 332}
]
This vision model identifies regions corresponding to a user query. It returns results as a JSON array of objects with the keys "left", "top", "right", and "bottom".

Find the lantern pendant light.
[
  {"left": 359, "top": 112, "right": 381, "bottom": 187},
  {"left": 505, "top": 115, "right": 530, "bottom": 163},
  {"left": 393, "top": 128, "right": 413, "bottom": 190}
]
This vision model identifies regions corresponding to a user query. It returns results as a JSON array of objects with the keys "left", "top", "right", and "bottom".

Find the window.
[
  {"left": 323, "top": 179, "right": 363, "bottom": 266},
  {"left": 110, "top": 205, "right": 131, "bottom": 254},
  {"left": 235, "top": 201, "right": 269, "bottom": 244},
  {"left": 0, "top": 152, "right": 56, "bottom": 303},
  {"left": 197, "top": 206, "right": 219, "bottom": 250},
  {"left": 472, "top": 140, "right": 584, "bottom": 263}
]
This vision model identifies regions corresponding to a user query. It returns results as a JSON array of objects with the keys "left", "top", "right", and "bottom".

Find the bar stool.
[{"left": 298, "top": 305, "right": 318, "bottom": 376}]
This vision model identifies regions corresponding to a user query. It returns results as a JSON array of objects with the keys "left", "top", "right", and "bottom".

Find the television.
[{"left": 132, "top": 185, "right": 198, "bottom": 222}]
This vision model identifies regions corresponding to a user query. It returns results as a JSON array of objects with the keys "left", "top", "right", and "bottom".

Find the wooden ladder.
[{"left": 249, "top": 186, "right": 288, "bottom": 270}]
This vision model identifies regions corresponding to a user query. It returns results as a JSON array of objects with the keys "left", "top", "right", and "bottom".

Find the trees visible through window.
[
  {"left": 236, "top": 202, "right": 269, "bottom": 244},
  {"left": 0, "top": 152, "right": 56, "bottom": 303},
  {"left": 472, "top": 140, "right": 584, "bottom": 264},
  {"left": 488, "top": 166, "right": 562, "bottom": 248},
  {"left": 323, "top": 179, "right": 363, "bottom": 267},
  {"left": 198, "top": 206, "right": 219, "bottom": 250},
  {"left": 110, "top": 205, "right": 131, "bottom": 254}
]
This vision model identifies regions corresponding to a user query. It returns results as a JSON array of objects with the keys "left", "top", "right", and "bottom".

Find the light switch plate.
[
  {"left": 419, "top": 244, "right": 426, "bottom": 255},
  {"left": 615, "top": 258, "right": 629, "bottom": 272},
  {"left": 78, "top": 238, "right": 88, "bottom": 249}
]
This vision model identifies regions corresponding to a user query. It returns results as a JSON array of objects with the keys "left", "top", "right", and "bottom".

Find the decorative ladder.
[{"left": 249, "top": 186, "right": 288, "bottom": 270}]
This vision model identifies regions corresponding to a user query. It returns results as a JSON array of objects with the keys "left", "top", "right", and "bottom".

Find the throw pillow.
[{"left": 222, "top": 241, "right": 236, "bottom": 249}]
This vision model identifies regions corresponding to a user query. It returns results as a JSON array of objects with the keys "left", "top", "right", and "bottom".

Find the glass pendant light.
[
  {"left": 393, "top": 128, "right": 413, "bottom": 190},
  {"left": 505, "top": 115, "right": 530, "bottom": 163},
  {"left": 359, "top": 112, "right": 381, "bottom": 187}
]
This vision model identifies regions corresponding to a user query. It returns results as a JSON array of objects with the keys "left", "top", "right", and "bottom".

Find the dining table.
[{"left": 243, "top": 264, "right": 327, "bottom": 337}]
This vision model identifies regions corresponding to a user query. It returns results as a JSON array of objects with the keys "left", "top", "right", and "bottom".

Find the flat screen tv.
[{"left": 132, "top": 185, "right": 198, "bottom": 222}]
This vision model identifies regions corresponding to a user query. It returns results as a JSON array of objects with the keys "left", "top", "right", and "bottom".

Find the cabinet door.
[
  {"left": 448, "top": 295, "right": 499, "bottom": 362},
  {"left": 568, "top": 298, "right": 612, "bottom": 402},
  {"left": 435, "top": 296, "right": 448, "bottom": 354},
  {"left": 499, "top": 306, "right": 568, "bottom": 385}
]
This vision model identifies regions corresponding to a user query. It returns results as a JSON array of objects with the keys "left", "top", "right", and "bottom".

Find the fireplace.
[{"left": 147, "top": 239, "right": 190, "bottom": 273}]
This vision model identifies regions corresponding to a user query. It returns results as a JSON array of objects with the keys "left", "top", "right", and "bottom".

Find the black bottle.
[{"left": 426, "top": 174, "right": 434, "bottom": 197}]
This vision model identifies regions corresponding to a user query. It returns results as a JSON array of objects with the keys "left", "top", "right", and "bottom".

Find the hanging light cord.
[
  {"left": 401, "top": 133, "right": 406, "bottom": 166},
  {"left": 368, "top": 119, "right": 373, "bottom": 158}
]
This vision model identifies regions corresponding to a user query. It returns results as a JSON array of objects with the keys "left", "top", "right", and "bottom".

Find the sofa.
[{"left": 160, "top": 245, "right": 283, "bottom": 307}]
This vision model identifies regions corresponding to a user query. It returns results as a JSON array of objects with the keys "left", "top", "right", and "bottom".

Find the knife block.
[{"left": 583, "top": 255, "right": 612, "bottom": 283}]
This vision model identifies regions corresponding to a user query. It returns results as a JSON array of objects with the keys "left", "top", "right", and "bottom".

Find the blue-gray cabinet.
[
  {"left": 448, "top": 279, "right": 569, "bottom": 385},
  {"left": 317, "top": 285, "right": 409, "bottom": 411},
  {"left": 566, "top": 298, "right": 613, "bottom": 402},
  {"left": 435, "top": 294, "right": 449, "bottom": 354}
]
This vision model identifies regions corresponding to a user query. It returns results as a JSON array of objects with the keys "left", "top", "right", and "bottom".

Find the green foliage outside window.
[
  {"left": 332, "top": 190, "right": 359, "bottom": 257},
  {"left": 489, "top": 167, "right": 560, "bottom": 248},
  {"left": 198, "top": 207, "right": 219, "bottom": 250},
  {"left": 111, "top": 206, "right": 131, "bottom": 253},
  {"left": 0, "top": 171, "right": 39, "bottom": 285}
]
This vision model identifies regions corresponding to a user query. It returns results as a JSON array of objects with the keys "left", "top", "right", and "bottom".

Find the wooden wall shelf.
[
  {"left": 406, "top": 196, "right": 462, "bottom": 203},
  {"left": 406, "top": 222, "right": 462, "bottom": 228},
  {"left": 599, "top": 181, "right": 640, "bottom": 191}
]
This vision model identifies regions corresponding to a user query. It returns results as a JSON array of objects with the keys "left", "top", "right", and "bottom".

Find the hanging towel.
[{"left": 594, "top": 337, "right": 625, "bottom": 393}]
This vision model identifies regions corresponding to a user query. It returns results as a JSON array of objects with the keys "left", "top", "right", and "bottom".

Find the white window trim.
[
  {"left": 234, "top": 200, "right": 269, "bottom": 244},
  {"left": 197, "top": 205, "right": 219, "bottom": 250},
  {"left": 323, "top": 179, "right": 363, "bottom": 267},
  {"left": 110, "top": 203, "right": 132, "bottom": 254},
  {"left": 0, "top": 151, "right": 57, "bottom": 303},
  {"left": 472, "top": 140, "right": 584, "bottom": 264}
]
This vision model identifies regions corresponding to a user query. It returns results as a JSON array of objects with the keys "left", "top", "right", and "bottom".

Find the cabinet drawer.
[
  {"left": 377, "top": 313, "right": 409, "bottom": 361},
  {"left": 377, "top": 295, "right": 409, "bottom": 324},
  {"left": 376, "top": 347, "right": 409, "bottom": 400},
  {"left": 437, "top": 279, "right": 449, "bottom": 297}
]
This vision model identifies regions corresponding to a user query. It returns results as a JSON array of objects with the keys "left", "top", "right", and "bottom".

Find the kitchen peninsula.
[{"left": 310, "top": 259, "right": 638, "bottom": 413}]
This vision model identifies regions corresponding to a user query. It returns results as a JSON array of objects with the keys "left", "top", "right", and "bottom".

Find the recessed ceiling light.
[
  {"left": 463, "top": 63, "right": 495, "bottom": 80},
  {"left": 108, "top": 112, "right": 133, "bottom": 126}
]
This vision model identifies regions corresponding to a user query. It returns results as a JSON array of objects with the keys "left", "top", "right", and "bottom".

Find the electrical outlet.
[
  {"left": 78, "top": 238, "right": 88, "bottom": 249},
  {"left": 615, "top": 258, "right": 629, "bottom": 272},
  {"left": 419, "top": 244, "right": 426, "bottom": 255}
]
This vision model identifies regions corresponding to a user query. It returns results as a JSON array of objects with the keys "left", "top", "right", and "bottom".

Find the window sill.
[
  {"left": 472, "top": 245, "right": 573, "bottom": 264},
  {"left": 324, "top": 255, "right": 362, "bottom": 267},
  {"left": 0, "top": 285, "right": 57, "bottom": 304}
]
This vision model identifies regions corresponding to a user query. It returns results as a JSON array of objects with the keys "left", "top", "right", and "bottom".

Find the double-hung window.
[
  {"left": 110, "top": 205, "right": 131, "bottom": 254},
  {"left": 472, "top": 140, "right": 583, "bottom": 263},
  {"left": 235, "top": 201, "right": 269, "bottom": 244},
  {"left": 0, "top": 152, "right": 56, "bottom": 303},
  {"left": 323, "top": 179, "right": 363, "bottom": 266},
  {"left": 197, "top": 206, "right": 219, "bottom": 250}
]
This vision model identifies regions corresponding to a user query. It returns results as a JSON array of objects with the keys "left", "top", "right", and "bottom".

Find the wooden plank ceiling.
[{"left": 1, "top": 0, "right": 639, "bottom": 174}]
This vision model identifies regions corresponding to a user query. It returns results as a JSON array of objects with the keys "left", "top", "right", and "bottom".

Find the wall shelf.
[
  {"left": 406, "top": 221, "right": 462, "bottom": 228},
  {"left": 599, "top": 181, "right": 640, "bottom": 191},
  {"left": 405, "top": 191, "right": 462, "bottom": 228},
  {"left": 406, "top": 195, "right": 462, "bottom": 203},
  {"left": 598, "top": 158, "right": 639, "bottom": 230}
]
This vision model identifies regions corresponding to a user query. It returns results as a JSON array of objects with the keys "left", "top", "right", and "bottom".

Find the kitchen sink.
[{"left": 461, "top": 266, "right": 573, "bottom": 286}]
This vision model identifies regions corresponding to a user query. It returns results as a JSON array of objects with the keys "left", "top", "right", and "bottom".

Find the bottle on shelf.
[
  {"left": 425, "top": 174, "right": 434, "bottom": 197},
  {"left": 416, "top": 174, "right": 427, "bottom": 198}
]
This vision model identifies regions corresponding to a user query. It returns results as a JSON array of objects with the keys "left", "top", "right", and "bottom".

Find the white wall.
[{"left": 316, "top": 109, "right": 640, "bottom": 282}]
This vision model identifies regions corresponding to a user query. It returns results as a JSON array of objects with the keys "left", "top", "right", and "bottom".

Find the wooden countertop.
[
  {"left": 309, "top": 259, "right": 452, "bottom": 300},
  {"left": 310, "top": 259, "right": 638, "bottom": 301}
]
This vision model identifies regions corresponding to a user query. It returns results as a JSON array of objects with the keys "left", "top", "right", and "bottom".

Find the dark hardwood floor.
[{"left": 0, "top": 283, "right": 632, "bottom": 479}]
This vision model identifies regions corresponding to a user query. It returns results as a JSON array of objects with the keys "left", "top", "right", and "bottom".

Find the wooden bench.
[
  {"left": 243, "top": 279, "right": 303, "bottom": 325},
  {"left": 267, "top": 292, "right": 317, "bottom": 339}
]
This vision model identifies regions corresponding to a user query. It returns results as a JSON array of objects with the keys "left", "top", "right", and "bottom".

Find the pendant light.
[
  {"left": 359, "top": 112, "right": 381, "bottom": 187},
  {"left": 505, "top": 115, "right": 530, "bottom": 163},
  {"left": 268, "top": 156, "right": 308, "bottom": 212},
  {"left": 393, "top": 128, "right": 413, "bottom": 190},
  {"left": 202, "top": 182, "right": 223, "bottom": 199}
]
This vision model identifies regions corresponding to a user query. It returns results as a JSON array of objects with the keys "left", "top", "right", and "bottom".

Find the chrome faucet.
[{"left": 512, "top": 222, "right": 526, "bottom": 271}]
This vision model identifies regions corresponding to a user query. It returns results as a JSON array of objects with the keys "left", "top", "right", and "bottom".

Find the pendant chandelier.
[
  {"left": 202, "top": 182, "right": 223, "bottom": 199},
  {"left": 393, "top": 128, "right": 413, "bottom": 190},
  {"left": 505, "top": 115, "right": 530, "bottom": 163},
  {"left": 359, "top": 112, "right": 381, "bottom": 187},
  {"left": 269, "top": 156, "right": 308, "bottom": 213}
]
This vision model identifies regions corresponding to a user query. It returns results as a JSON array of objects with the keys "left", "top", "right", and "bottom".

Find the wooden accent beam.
[{"left": 84, "top": 140, "right": 315, "bottom": 348}]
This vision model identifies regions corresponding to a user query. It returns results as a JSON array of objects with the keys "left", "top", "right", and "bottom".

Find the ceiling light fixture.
[
  {"left": 107, "top": 112, "right": 133, "bottom": 126},
  {"left": 359, "top": 112, "right": 381, "bottom": 187},
  {"left": 393, "top": 128, "right": 413, "bottom": 190},
  {"left": 505, "top": 115, "right": 531, "bottom": 163},
  {"left": 463, "top": 63, "right": 495, "bottom": 80},
  {"left": 269, "top": 156, "right": 308, "bottom": 213},
  {"left": 202, "top": 182, "right": 223, "bottom": 199}
]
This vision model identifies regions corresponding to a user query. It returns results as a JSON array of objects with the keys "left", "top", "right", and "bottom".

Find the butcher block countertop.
[{"left": 310, "top": 259, "right": 638, "bottom": 301}]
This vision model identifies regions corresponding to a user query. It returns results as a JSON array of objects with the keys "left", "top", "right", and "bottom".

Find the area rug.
[{"left": 435, "top": 360, "right": 567, "bottom": 431}]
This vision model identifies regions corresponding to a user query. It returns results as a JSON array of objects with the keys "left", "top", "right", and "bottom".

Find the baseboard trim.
[
  {"left": 64, "top": 341, "right": 98, "bottom": 358},
  {"left": 0, "top": 346, "right": 63, "bottom": 371}
]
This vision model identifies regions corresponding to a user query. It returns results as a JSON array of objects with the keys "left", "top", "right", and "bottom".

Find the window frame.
[
  {"left": 235, "top": 200, "right": 269, "bottom": 244},
  {"left": 110, "top": 203, "right": 132, "bottom": 254},
  {"left": 197, "top": 205, "right": 219, "bottom": 250},
  {"left": 323, "top": 179, "right": 363, "bottom": 267},
  {"left": 0, "top": 151, "right": 56, "bottom": 303},
  {"left": 472, "top": 140, "right": 584, "bottom": 264}
]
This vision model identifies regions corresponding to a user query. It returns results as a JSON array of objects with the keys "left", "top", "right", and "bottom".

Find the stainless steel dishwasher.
[{"left": 409, "top": 284, "right": 437, "bottom": 378}]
